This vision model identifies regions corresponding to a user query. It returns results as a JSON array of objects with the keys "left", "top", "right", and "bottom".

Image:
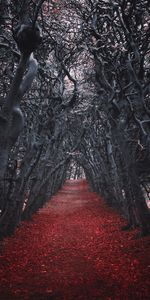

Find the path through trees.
[
  {"left": 0, "top": 0, "right": 150, "bottom": 239},
  {"left": 0, "top": 179, "right": 150, "bottom": 300}
]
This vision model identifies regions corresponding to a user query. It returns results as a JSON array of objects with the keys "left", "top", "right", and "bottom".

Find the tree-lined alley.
[{"left": 0, "top": 0, "right": 150, "bottom": 263}]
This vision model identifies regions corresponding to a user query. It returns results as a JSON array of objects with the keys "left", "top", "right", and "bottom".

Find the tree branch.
[{"left": 19, "top": 53, "right": 38, "bottom": 97}]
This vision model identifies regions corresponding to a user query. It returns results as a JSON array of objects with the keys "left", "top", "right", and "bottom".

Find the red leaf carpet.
[{"left": 0, "top": 179, "right": 150, "bottom": 300}]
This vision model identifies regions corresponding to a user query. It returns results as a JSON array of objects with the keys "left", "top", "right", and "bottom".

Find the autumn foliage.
[{"left": 0, "top": 180, "right": 150, "bottom": 300}]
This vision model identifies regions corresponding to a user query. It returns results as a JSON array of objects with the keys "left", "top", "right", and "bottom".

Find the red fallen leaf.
[
  {"left": 133, "top": 259, "right": 139, "bottom": 264},
  {"left": 41, "top": 270, "right": 47, "bottom": 273},
  {"left": 46, "top": 289, "right": 53, "bottom": 293}
]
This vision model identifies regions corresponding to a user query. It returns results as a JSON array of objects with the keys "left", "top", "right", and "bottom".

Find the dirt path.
[{"left": 0, "top": 179, "right": 150, "bottom": 300}]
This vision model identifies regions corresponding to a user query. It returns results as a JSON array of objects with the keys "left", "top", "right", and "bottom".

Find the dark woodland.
[{"left": 0, "top": 0, "right": 150, "bottom": 240}]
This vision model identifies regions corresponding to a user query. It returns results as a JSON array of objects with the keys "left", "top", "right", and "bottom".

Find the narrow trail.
[{"left": 0, "top": 179, "right": 150, "bottom": 300}]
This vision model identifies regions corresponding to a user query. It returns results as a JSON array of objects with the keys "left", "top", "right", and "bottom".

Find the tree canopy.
[{"left": 0, "top": 0, "right": 150, "bottom": 239}]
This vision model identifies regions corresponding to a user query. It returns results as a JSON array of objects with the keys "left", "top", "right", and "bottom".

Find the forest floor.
[{"left": 0, "top": 179, "right": 150, "bottom": 300}]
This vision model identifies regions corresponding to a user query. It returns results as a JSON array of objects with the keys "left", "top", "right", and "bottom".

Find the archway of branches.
[{"left": 0, "top": 0, "right": 150, "bottom": 239}]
